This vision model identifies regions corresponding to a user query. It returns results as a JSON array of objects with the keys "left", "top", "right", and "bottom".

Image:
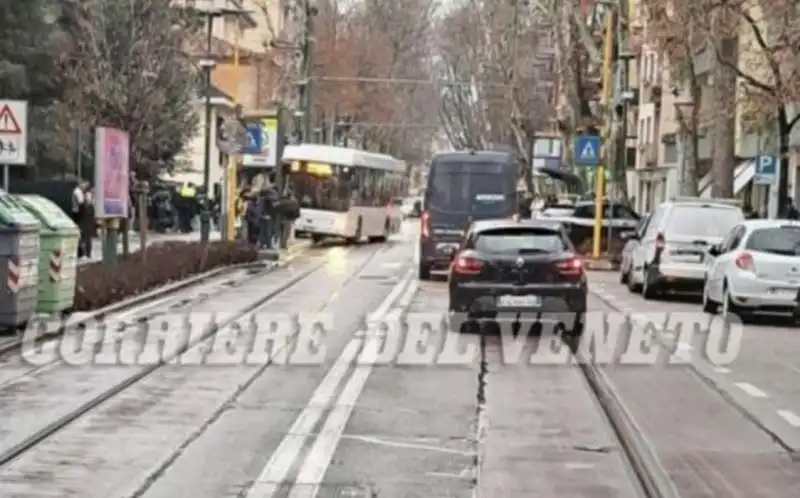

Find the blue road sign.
[
  {"left": 573, "top": 134, "right": 601, "bottom": 166},
  {"left": 753, "top": 154, "right": 777, "bottom": 185},
  {"left": 241, "top": 123, "right": 263, "bottom": 155}
]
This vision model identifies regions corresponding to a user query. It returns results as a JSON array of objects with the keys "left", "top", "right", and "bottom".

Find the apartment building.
[
  {"left": 631, "top": 2, "right": 800, "bottom": 213},
  {"left": 170, "top": 0, "right": 284, "bottom": 189}
]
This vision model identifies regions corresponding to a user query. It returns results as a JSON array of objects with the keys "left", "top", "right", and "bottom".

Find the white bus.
[{"left": 283, "top": 144, "right": 407, "bottom": 244}]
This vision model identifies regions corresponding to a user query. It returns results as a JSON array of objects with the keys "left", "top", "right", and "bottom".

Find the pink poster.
[{"left": 94, "top": 127, "right": 130, "bottom": 218}]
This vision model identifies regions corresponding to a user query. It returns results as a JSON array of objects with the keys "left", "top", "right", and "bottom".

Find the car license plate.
[
  {"left": 771, "top": 287, "right": 796, "bottom": 296},
  {"left": 437, "top": 243, "right": 458, "bottom": 251},
  {"left": 497, "top": 295, "right": 541, "bottom": 307}
]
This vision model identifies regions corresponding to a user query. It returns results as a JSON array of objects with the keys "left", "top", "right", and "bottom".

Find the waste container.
[
  {"left": 14, "top": 195, "right": 79, "bottom": 315},
  {"left": 0, "top": 194, "right": 41, "bottom": 329}
]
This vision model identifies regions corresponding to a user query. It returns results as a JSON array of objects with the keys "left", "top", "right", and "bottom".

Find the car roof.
[
  {"left": 431, "top": 150, "right": 514, "bottom": 163},
  {"left": 741, "top": 219, "right": 800, "bottom": 230},
  {"left": 470, "top": 219, "right": 563, "bottom": 233}
]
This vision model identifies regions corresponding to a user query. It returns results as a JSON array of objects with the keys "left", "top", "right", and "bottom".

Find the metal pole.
[
  {"left": 222, "top": 18, "right": 241, "bottom": 242},
  {"left": 301, "top": 1, "right": 315, "bottom": 142},
  {"left": 75, "top": 127, "right": 82, "bottom": 179},
  {"left": 593, "top": 8, "right": 615, "bottom": 260},
  {"left": 2, "top": 165, "right": 8, "bottom": 190},
  {"left": 768, "top": 116, "right": 781, "bottom": 219},
  {"left": 200, "top": 14, "right": 214, "bottom": 243}
]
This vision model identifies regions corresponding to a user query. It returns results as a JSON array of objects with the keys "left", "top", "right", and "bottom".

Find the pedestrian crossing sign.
[{"left": 574, "top": 134, "right": 601, "bottom": 167}]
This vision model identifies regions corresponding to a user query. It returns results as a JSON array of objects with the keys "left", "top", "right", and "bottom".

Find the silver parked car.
[
  {"left": 703, "top": 219, "right": 800, "bottom": 320},
  {"left": 623, "top": 197, "right": 744, "bottom": 299}
]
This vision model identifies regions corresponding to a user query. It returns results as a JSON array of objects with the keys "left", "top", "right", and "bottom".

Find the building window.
[{"left": 663, "top": 143, "right": 678, "bottom": 164}]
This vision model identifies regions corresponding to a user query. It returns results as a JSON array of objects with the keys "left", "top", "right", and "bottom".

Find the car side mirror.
[{"left": 708, "top": 245, "right": 720, "bottom": 256}]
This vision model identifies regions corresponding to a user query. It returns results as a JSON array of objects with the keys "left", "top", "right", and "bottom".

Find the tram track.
[
  {"left": 475, "top": 315, "right": 680, "bottom": 498},
  {"left": 0, "top": 241, "right": 390, "bottom": 468},
  {"left": 565, "top": 332, "right": 681, "bottom": 498}
]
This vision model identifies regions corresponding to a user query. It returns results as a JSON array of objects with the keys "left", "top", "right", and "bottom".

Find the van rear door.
[{"left": 425, "top": 162, "right": 513, "bottom": 243}]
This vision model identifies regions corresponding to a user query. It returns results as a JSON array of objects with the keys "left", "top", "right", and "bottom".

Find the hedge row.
[{"left": 74, "top": 241, "right": 259, "bottom": 311}]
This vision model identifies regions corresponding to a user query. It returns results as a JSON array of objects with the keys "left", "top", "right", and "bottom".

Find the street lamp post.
[
  {"left": 674, "top": 98, "right": 696, "bottom": 196},
  {"left": 194, "top": 4, "right": 251, "bottom": 243}
]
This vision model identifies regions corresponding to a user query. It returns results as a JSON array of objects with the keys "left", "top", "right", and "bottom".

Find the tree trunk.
[
  {"left": 710, "top": 27, "right": 738, "bottom": 198},
  {"left": 778, "top": 106, "right": 791, "bottom": 213}
]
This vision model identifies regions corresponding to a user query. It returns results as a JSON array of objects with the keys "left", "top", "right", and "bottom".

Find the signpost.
[
  {"left": 217, "top": 118, "right": 249, "bottom": 241},
  {"left": 573, "top": 134, "right": 601, "bottom": 167},
  {"left": 241, "top": 118, "right": 279, "bottom": 167},
  {"left": 754, "top": 154, "right": 777, "bottom": 185},
  {"left": 95, "top": 127, "right": 131, "bottom": 266},
  {"left": 0, "top": 100, "right": 28, "bottom": 190}
]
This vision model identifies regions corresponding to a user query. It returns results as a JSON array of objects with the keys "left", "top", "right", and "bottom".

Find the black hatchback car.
[{"left": 447, "top": 219, "right": 587, "bottom": 334}]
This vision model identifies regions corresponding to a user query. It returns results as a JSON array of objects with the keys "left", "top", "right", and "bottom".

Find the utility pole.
[{"left": 297, "top": 0, "right": 316, "bottom": 142}]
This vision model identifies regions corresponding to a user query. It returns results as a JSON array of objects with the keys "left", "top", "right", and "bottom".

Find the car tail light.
[
  {"left": 556, "top": 257, "right": 583, "bottom": 276},
  {"left": 735, "top": 252, "right": 755, "bottom": 271},
  {"left": 655, "top": 233, "right": 666, "bottom": 251},
  {"left": 453, "top": 255, "right": 484, "bottom": 275},
  {"left": 421, "top": 211, "right": 430, "bottom": 238}
]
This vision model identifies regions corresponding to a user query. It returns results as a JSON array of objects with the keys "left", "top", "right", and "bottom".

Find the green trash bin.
[
  {"left": 0, "top": 194, "right": 41, "bottom": 330},
  {"left": 14, "top": 195, "right": 80, "bottom": 315}
]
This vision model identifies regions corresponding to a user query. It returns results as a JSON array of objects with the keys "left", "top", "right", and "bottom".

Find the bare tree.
[
  {"left": 705, "top": 0, "right": 800, "bottom": 204},
  {"left": 58, "top": 0, "right": 199, "bottom": 180},
  {"left": 437, "top": 0, "right": 556, "bottom": 161},
  {"left": 310, "top": 0, "right": 438, "bottom": 162},
  {"left": 642, "top": 0, "right": 708, "bottom": 195}
]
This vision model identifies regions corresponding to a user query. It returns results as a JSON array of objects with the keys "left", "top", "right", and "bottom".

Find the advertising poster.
[{"left": 94, "top": 127, "right": 130, "bottom": 218}]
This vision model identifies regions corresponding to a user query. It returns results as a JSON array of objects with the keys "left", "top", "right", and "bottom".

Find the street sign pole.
[{"left": 0, "top": 100, "right": 29, "bottom": 191}]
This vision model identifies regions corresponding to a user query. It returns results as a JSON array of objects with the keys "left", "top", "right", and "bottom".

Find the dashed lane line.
[
  {"left": 777, "top": 410, "right": 800, "bottom": 427},
  {"left": 734, "top": 382, "right": 769, "bottom": 398},
  {"left": 589, "top": 285, "right": 800, "bottom": 435}
]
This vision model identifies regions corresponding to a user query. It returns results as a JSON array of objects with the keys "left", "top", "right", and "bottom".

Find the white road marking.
[
  {"left": 734, "top": 382, "right": 769, "bottom": 398},
  {"left": 289, "top": 281, "right": 419, "bottom": 497},
  {"left": 245, "top": 270, "right": 414, "bottom": 498},
  {"left": 714, "top": 367, "right": 731, "bottom": 374},
  {"left": 777, "top": 410, "right": 800, "bottom": 427}
]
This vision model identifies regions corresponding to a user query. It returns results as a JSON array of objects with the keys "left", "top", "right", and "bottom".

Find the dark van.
[{"left": 419, "top": 150, "right": 518, "bottom": 280}]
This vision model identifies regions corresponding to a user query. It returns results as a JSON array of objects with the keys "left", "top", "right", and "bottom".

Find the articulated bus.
[{"left": 283, "top": 144, "right": 407, "bottom": 244}]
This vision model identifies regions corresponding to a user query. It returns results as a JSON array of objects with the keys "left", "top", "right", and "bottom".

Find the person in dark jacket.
[
  {"left": 258, "top": 186, "right": 279, "bottom": 249},
  {"left": 244, "top": 193, "right": 260, "bottom": 244}
]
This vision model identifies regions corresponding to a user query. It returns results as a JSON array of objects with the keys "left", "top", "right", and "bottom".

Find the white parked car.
[
  {"left": 703, "top": 219, "right": 800, "bottom": 320},
  {"left": 623, "top": 197, "right": 744, "bottom": 299}
]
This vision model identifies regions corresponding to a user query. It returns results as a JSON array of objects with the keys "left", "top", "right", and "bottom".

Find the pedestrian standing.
[{"left": 79, "top": 187, "right": 96, "bottom": 259}]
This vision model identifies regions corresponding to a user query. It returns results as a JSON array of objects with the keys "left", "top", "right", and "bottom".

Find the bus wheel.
[
  {"left": 346, "top": 218, "right": 362, "bottom": 244},
  {"left": 369, "top": 218, "right": 390, "bottom": 243}
]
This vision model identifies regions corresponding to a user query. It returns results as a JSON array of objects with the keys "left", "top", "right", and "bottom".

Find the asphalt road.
[{"left": 1, "top": 223, "right": 799, "bottom": 497}]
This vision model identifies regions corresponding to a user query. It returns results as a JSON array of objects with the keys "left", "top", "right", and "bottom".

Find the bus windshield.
[{"left": 288, "top": 163, "right": 353, "bottom": 212}]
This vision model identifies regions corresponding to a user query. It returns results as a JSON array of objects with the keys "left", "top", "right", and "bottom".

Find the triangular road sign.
[
  {"left": 579, "top": 141, "right": 597, "bottom": 161},
  {"left": 0, "top": 105, "right": 21, "bottom": 134}
]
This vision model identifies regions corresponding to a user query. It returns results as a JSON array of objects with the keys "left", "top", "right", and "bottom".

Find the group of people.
[{"left": 239, "top": 180, "right": 300, "bottom": 249}]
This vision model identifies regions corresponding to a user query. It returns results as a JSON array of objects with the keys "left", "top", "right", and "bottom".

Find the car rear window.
[
  {"left": 427, "top": 162, "right": 509, "bottom": 214},
  {"left": 475, "top": 228, "right": 569, "bottom": 254},
  {"left": 745, "top": 226, "right": 800, "bottom": 255},
  {"left": 665, "top": 205, "right": 744, "bottom": 238}
]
